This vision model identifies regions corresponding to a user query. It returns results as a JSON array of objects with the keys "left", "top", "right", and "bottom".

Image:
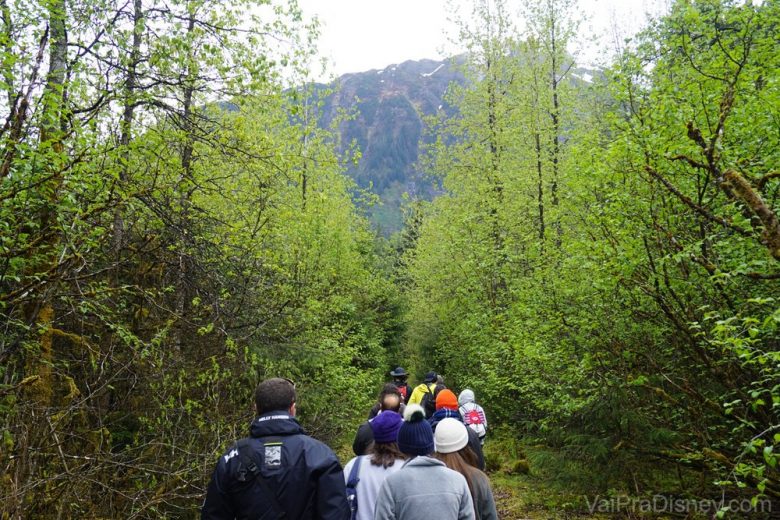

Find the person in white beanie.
[{"left": 434, "top": 418, "right": 497, "bottom": 520}]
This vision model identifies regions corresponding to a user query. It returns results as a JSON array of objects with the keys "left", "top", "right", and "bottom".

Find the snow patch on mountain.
[{"left": 421, "top": 64, "right": 444, "bottom": 77}]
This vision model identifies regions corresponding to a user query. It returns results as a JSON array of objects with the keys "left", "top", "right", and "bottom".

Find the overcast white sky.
[{"left": 296, "top": 0, "right": 668, "bottom": 82}]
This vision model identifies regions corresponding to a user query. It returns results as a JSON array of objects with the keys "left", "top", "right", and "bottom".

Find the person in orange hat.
[
  {"left": 428, "top": 389, "right": 485, "bottom": 470},
  {"left": 435, "top": 388, "right": 459, "bottom": 411}
]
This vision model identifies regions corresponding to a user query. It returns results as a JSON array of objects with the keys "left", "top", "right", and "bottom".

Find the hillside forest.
[{"left": 1, "top": 0, "right": 779, "bottom": 517}]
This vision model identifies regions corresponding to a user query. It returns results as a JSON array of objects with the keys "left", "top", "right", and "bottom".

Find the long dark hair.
[
  {"left": 433, "top": 448, "right": 480, "bottom": 501},
  {"left": 367, "top": 441, "right": 407, "bottom": 468}
]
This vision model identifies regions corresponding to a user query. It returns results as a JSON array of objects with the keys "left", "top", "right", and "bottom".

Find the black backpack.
[
  {"left": 235, "top": 438, "right": 287, "bottom": 519},
  {"left": 421, "top": 384, "right": 444, "bottom": 419},
  {"left": 345, "top": 455, "right": 363, "bottom": 520}
]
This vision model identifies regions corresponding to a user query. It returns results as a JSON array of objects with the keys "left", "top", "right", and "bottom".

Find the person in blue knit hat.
[
  {"left": 374, "top": 404, "right": 475, "bottom": 520},
  {"left": 343, "top": 411, "right": 406, "bottom": 520}
]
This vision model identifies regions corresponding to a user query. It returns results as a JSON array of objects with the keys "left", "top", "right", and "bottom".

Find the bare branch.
[{"left": 644, "top": 165, "right": 751, "bottom": 237}]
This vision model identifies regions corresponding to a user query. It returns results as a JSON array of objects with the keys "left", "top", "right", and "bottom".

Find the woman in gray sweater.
[
  {"left": 374, "top": 405, "right": 475, "bottom": 520},
  {"left": 343, "top": 411, "right": 406, "bottom": 520},
  {"left": 433, "top": 418, "right": 497, "bottom": 520}
]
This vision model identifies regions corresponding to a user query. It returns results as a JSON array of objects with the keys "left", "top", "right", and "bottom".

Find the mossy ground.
[
  {"left": 481, "top": 431, "right": 680, "bottom": 519},
  {"left": 484, "top": 437, "right": 611, "bottom": 519},
  {"left": 489, "top": 471, "right": 612, "bottom": 519},
  {"left": 481, "top": 436, "right": 766, "bottom": 519}
]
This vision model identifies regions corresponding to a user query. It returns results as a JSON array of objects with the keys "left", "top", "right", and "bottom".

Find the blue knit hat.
[
  {"left": 370, "top": 411, "right": 403, "bottom": 444},
  {"left": 397, "top": 404, "right": 434, "bottom": 456}
]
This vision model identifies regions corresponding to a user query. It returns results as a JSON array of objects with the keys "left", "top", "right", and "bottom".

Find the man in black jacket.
[{"left": 202, "top": 378, "right": 350, "bottom": 520}]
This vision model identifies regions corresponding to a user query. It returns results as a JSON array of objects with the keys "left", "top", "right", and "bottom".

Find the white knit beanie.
[{"left": 434, "top": 418, "right": 469, "bottom": 454}]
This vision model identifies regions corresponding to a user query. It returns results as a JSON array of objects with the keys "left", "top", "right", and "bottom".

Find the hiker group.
[{"left": 202, "top": 370, "right": 493, "bottom": 520}]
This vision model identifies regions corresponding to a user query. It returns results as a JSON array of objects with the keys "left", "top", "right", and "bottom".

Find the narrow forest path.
[
  {"left": 490, "top": 473, "right": 608, "bottom": 519},
  {"left": 474, "top": 438, "right": 613, "bottom": 519}
]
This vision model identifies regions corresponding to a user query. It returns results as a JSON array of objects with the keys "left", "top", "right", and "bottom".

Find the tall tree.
[{"left": 1, "top": 1, "right": 401, "bottom": 516}]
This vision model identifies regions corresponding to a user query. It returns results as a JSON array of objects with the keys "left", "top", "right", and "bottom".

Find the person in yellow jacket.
[{"left": 408, "top": 371, "right": 438, "bottom": 406}]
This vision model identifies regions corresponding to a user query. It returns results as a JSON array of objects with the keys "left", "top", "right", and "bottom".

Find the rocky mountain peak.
[{"left": 317, "top": 57, "right": 465, "bottom": 233}]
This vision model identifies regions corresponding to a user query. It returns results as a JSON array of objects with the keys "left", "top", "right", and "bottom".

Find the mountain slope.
[
  {"left": 318, "top": 58, "right": 465, "bottom": 233},
  {"left": 317, "top": 57, "right": 600, "bottom": 234}
]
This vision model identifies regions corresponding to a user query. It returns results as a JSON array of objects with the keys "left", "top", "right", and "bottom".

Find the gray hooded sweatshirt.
[
  {"left": 374, "top": 456, "right": 475, "bottom": 520},
  {"left": 457, "top": 389, "right": 487, "bottom": 440}
]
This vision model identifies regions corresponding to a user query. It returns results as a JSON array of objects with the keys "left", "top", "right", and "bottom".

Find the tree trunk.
[
  {"left": 113, "top": 0, "right": 143, "bottom": 258},
  {"left": 548, "top": 9, "right": 562, "bottom": 245},
  {"left": 24, "top": 0, "right": 68, "bottom": 407},
  {"left": 0, "top": 0, "right": 14, "bottom": 108},
  {"left": 173, "top": 11, "right": 197, "bottom": 352}
]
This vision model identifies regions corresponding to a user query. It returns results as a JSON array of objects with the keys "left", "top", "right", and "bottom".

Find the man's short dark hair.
[
  {"left": 379, "top": 383, "right": 402, "bottom": 412},
  {"left": 255, "top": 378, "right": 296, "bottom": 415},
  {"left": 379, "top": 383, "right": 401, "bottom": 399}
]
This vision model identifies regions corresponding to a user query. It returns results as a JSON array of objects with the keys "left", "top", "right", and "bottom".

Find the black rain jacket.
[
  {"left": 201, "top": 412, "right": 350, "bottom": 520},
  {"left": 352, "top": 420, "right": 373, "bottom": 456}
]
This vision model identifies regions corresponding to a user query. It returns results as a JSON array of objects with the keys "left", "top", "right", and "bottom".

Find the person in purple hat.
[{"left": 343, "top": 411, "right": 406, "bottom": 520}]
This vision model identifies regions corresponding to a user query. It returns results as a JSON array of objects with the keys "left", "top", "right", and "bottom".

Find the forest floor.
[
  {"left": 490, "top": 471, "right": 610, "bottom": 519},
  {"left": 485, "top": 451, "right": 722, "bottom": 519},
  {"left": 481, "top": 433, "right": 611, "bottom": 519}
]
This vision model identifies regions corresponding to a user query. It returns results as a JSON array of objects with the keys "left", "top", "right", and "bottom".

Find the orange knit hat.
[{"left": 435, "top": 389, "right": 459, "bottom": 411}]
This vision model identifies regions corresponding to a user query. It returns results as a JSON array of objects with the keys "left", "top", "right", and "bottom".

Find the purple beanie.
[{"left": 370, "top": 411, "right": 403, "bottom": 443}]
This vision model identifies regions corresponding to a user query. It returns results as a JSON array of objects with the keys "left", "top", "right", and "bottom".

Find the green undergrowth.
[
  {"left": 483, "top": 432, "right": 611, "bottom": 519},
  {"left": 482, "top": 431, "right": 775, "bottom": 519},
  {"left": 490, "top": 472, "right": 609, "bottom": 520}
]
